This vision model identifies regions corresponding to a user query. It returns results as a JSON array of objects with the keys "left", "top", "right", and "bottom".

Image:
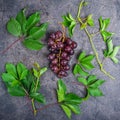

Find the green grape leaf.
[
  {"left": 88, "top": 88, "right": 104, "bottom": 97},
  {"left": 26, "top": 12, "right": 40, "bottom": 30},
  {"left": 17, "top": 62, "right": 28, "bottom": 80},
  {"left": 106, "top": 39, "right": 113, "bottom": 55},
  {"left": 99, "top": 16, "right": 110, "bottom": 31},
  {"left": 65, "top": 104, "right": 80, "bottom": 114},
  {"left": 87, "top": 75, "right": 97, "bottom": 85},
  {"left": 40, "top": 67, "right": 47, "bottom": 76},
  {"left": 30, "top": 93, "right": 45, "bottom": 103},
  {"left": 77, "top": 77, "right": 87, "bottom": 85},
  {"left": 29, "top": 23, "right": 48, "bottom": 40},
  {"left": 23, "top": 38, "right": 44, "bottom": 50},
  {"left": 2, "top": 73, "right": 16, "bottom": 83},
  {"left": 33, "top": 68, "right": 39, "bottom": 78},
  {"left": 61, "top": 105, "right": 71, "bottom": 119},
  {"left": 78, "top": 51, "right": 86, "bottom": 61},
  {"left": 16, "top": 9, "right": 26, "bottom": 34},
  {"left": 64, "top": 93, "right": 82, "bottom": 105},
  {"left": 80, "top": 23, "right": 87, "bottom": 30},
  {"left": 62, "top": 13, "right": 76, "bottom": 37},
  {"left": 87, "top": 14, "right": 94, "bottom": 26},
  {"left": 81, "top": 62, "right": 95, "bottom": 70},
  {"left": 89, "top": 79, "right": 105, "bottom": 88},
  {"left": 73, "top": 64, "right": 89, "bottom": 76},
  {"left": 101, "top": 31, "right": 113, "bottom": 41},
  {"left": 110, "top": 57, "right": 119, "bottom": 64},
  {"left": 7, "top": 18, "right": 21, "bottom": 37},
  {"left": 8, "top": 85, "right": 26, "bottom": 96},
  {"left": 57, "top": 80, "right": 66, "bottom": 102},
  {"left": 6, "top": 63, "right": 17, "bottom": 78}
]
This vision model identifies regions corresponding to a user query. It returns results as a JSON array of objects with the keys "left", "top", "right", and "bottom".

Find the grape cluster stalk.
[{"left": 48, "top": 31, "right": 77, "bottom": 78}]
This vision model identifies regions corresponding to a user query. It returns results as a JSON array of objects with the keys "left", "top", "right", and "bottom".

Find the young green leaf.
[
  {"left": 16, "top": 9, "right": 26, "bottom": 34},
  {"left": 64, "top": 93, "right": 82, "bottom": 105},
  {"left": 30, "top": 93, "right": 45, "bottom": 103},
  {"left": 7, "top": 18, "right": 21, "bottom": 37},
  {"left": 26, "top": 12, "right": 40, "bottom": 30},
  {"left": 23, "top": 39, "right": 44, "bottom": 50},
  {"left": 40, "top": 67, "right": 47, "bottom": 76},
  {"left": 77, "top": 77, "right": 87, "bottom": 85},
  {"left": 87, "top": 75, "right": 97, "bottom": 85},
  {"left": 29, "top": 23, "right": 48, "bottom": 40},
  {"left": 65, "top": 104, "right": 80, "bottom": 114},
  {"left": 88, "top": 88, "right": 103, "bottom": 97},
  {"left": 87, "top": 14, "right": 94, "bottom": 26},
  {"left": 61, "top": 105, "right": 71, "bottom": 119}
]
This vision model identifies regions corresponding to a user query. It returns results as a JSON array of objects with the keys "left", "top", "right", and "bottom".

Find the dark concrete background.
[{"left": 0, "top": 0, "right": 120, "bottom": 120}]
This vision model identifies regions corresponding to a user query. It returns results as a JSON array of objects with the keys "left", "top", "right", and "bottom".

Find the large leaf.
[
  {"left": 16, "top": 9, "right": 26, "bottom": 34},
  {"left": 30, "top": 93, "right": 45, "bottom": 103},
  {"left": 29, "top": 23, "right": 48, "bottom": 40},
  {"left": 61, "top": 105, "right": 71, "bottom": 119},
  {"left": 65, "top": 104, "right": 80, "bottom": 114},
  {"left": 26, "top": 12, "right": 40, "bottom": 30},
  {"left": 23, "top": 38, "right": 44, "bottom": 50},
  {"left": 7, "top": 18, "right": 21, "bottom": 37}
]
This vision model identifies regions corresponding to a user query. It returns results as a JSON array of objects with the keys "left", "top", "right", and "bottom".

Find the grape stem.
[{"left": 76, "top": 1, "right": 115, "bottom": 80}]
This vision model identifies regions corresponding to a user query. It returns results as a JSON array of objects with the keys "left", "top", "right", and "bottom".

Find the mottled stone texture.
[{"left": 0, "top": 0, "right": 120, "bottom": 120}]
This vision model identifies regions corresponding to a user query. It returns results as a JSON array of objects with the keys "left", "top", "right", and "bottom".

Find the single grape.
[
  {"left": 56, "top": 31, "right": 63, "bottom": 38},
  {"left": 64, "top": 46, "right": 72, "bottom": 52},
  {"left": 51, "top": 58, "right": 58, "bottom": 64},
  {"left": 52, "top": 66, "right": 59, "bottom": 73},
  {"left": 66, "top": 38, "right": 73, "bottom": 45},
  {"left": 65, "top": 56, "right": 71, "bottom": 61},
  {"left": 57, "top": 71, "right": 68, "bottom": 78},
  {"left": 51, "top": 43, "right": 57, "bottom": 49},
  {"left": 61, "top": 52, "right": 68, "bottom": 58},
  {"left": 48, "top": 38, "right": 55, "bottom": 46},
  {"left": 63, "top": 65, "right": 70, "bottom": 70},
  {"left": 50, "top": 33, "right": 56, "bottom": 39},
  {"left": 71, "top": 41, "right": 77, "bottom": 49},
  {"left": 60, "top": 59, "right": 68, "bottom": 66},
  {"left": 57, "top": 41, "right": 64, "bottom": 49},
  {"left": 69, "top": 50, "right": 74, "bottom": 55},
  {"left": 48, "top": 53, "right": 56, "bottom": 60}
]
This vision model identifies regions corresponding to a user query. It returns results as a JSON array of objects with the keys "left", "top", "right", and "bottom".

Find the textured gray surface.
[{"left": 0, "top": 0, "right": 120, "bottom": 120}]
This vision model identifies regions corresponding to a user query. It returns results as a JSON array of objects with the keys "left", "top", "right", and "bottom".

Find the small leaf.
[
  {"left": 29, "top": 23, "right": 48, "bottom": 40},
  {"left": 26, "top": 12, "right": 40, "bottom": 30},
  {"left": 106, "top": 39, "right": 113, "bottom": 55},
  {"left": 87, "top": 75, "right": 97, "bottom": 85},
  {"left": 7, "top": 18, "right": 21, "bottom": 37},
  {"left": 110, "top": 46, "right": 120, "bottom": 57},
  {"left": 8, "top": 85, "right": 26, "bottom": 96},
  {"left": 68, "top": 21, "right": 76, "bottom": 37},
  {"left": 101, "top": 31, "right": 113, "bottom": 41},
  {"left": 81, "top": 55, "right": 95, "bottom": 62},
  {"left": 89, "top": 79, "right": 105, "bottom": 88},
  {"left": 23, "top": 38, "right": 44, "bottom": 50},
  {"left": 80, "top": 23, "right": 87, "bottom": 30},
  {"left": 64, "top": 93, "right": 82, "bottom": 105},
  {"left": 16, "top": 9, "right": 26, "bottom": 34},
  {"left": 88, "top": 88, "right": 104, "bottom": 97},
  {"left": 6, "top": 63, "right": 17, "bottom": 78},
  {"left": 73, "top": 64, "right": 89, "bottom": 76},
  {"left": 87, "top": 14, "right": 94, "bottom": 26},
  {"left": 20, "top": 70, "right": 28, "bottom": 80},
  {"left": 81, "top": 62, "right": 95, "bottom": 70},
  {"left": 78, "top": 52, "right": 86, "bottom": 61},
  {"left": 40, "top": 67, "right": 47, "bottom": 76},
  {"left": 30, "top": 93, "right": 45, "bottom": 103},
  {"left": 77, "top": 77, "right": 87, "bottom": 85},
  {"left": 17, "top": 62, "right": 28, "bottom": 79},
  {"left": 65, "top": 104, "right": 80, "bottom": 114},
  {"left": 111, "top": 57, "right": 119, "bottom": 64},
  {"left": 57, "top": 80, "right": 67, "bottom": 102},
  {"left": 61, "top": 105, "right": 71, "bottom": 119},
  {"left": 33, "top": 68, "right": 39, "bottom": 78}
]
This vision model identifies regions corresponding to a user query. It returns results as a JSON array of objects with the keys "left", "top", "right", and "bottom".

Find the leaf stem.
[
  {"left": 31, "top": 99, "right": 37, "bottom": 116},
  {"left": 36, "top": 102, "right": 60, "bottom": 112},
  {"left": 77, "top": 1, "right": 115, "bottom": 80},
  {"left": 0, "top": 36, "right": 24, "bottom": 54}
]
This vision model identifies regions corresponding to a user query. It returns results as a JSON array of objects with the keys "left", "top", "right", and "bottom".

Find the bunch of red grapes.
[{"left": 48, "top": 31, "right": 77, "bottom": 78}]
